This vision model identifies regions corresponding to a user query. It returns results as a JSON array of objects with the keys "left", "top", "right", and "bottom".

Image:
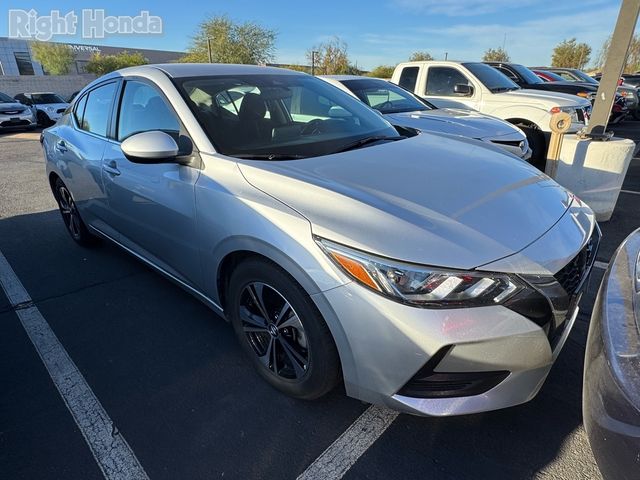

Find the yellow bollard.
[{"left": 545, "top": 112, "right": 572, "bottom": 179}]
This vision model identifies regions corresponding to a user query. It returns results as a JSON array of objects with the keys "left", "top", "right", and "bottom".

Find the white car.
[
  {"left": 14, "top": 92, "right": 70, "bottom": 126},
  {"left": 391, "top": 61, "right": 592, "bottom": 168},
  {"left": 319, "top": 75, "right": 530, "bottom": 160}
]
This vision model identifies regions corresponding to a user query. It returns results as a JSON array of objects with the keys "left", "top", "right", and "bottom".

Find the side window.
[
  {"left": 398, "top": 67, "right": 419, "bottom": 91},
  {"left": 81, "top": 82, "right": 117, "bottom": 137},
  {"left": 73, "top": 94, "right": 87, "bottom": 126},
  {"left": 425, "top": 67, "right": 471, "bottom": 96},
  {"left": 287, "top": 87, "right": 343, "bottom": 122},
  {"left": 117, "top": 81, "right": 180, "bottom": 141}
]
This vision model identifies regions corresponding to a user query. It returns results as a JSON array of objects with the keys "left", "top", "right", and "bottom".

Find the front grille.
[
  {"left": 491, "top": 139, "right": 523, "bottom": 147},
  {"left": 554, "top": 228, "right": 599, "bottom": 295},
  {"left": 0, "top": 108, "right": 25, "bottom": 115},
  {"left": 56, "top": 108, "right": 66, "bottom": 114}
]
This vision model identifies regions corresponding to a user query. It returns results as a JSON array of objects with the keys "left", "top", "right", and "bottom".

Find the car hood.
[
  {"left": 384, "top": 109, "right": 520, "bottom": 140},
  {"left": 0, "top": 102, "right": 30, "bottom": 112},
  {"left": 497, "top": 89, "right": 590, "bottom": 108},
  {"left": 238, "top": 133, "right": 572, "bottom": 270},
  {"left": 35, "top": 103, "right": 69, "bottom": 110}
]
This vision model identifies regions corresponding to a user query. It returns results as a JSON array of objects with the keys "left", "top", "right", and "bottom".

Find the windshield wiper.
[
  {"left": 332, "top": 135, "right": 405, "bottom": 154},
  {"left": 229, "top": 153, "right": 307, "bottom": 160}
]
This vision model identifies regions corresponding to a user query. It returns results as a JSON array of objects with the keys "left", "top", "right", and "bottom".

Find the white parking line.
[
  {"left": 594, "top": 261, "right": 609, "bottom": 270},
  {"left": 297, "top": 405, "right": 398, "bottom": 480},
  {"left": 0, "top": 251, "right": 149, "bottom": 480},
  {"left": 621, "top": 189, "right": 640, "bottom": 196}
]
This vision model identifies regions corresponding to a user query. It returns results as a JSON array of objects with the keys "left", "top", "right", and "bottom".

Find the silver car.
[
  {"left": 43, "top": 64, "right": 599, "bottom": 416},
  {"left": 320, "top": 75, "right": 531, "bottom": 160},
  {"left": 0, "top": 91, "right": 37, "bottom": 131}
]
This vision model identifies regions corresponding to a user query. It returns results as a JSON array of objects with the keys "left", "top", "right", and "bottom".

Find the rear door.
[
  {"left": 51, "top": 81, "right": 119, "bottom": 237},
  {"left": 101, "top": 77, "right": 202, "bottom": 287}
]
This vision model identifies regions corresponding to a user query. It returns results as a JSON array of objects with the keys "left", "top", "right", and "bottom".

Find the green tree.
[
  {"left": 367, "top": 65, "right": 395, "bottom": 78},
  {"left": 85, "top": 51, "right": 148, "bottom": 75},
  {"left": 307, "top": 37, "right": 355, "bottom": 75},
  {"left": 551, "top": 38, "right": 591, "bottom": 70},
  {"left": 482, "top": 47, "right": 510, "bottom": 62},
  {"left": 409, "top": 51, "right": 434, "bottom": 62},
  {"left": 181, "top": 15, "right": 276, "bottom": 64},
  {"left": 30, "top": 41, "right": 76, "bottom": 75}
]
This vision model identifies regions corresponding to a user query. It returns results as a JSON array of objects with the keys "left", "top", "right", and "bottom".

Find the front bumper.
[
  {"left": 583, "top": 229, "right": 640, "bottom": 480},
  {"left": 0, "top": 112, "right": 37, "bottom": 130},
  {"left": 315, "top": 200, "right": 598, "bottom": 416}
]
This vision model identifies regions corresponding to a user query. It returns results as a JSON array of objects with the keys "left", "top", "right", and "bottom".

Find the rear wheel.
[
  {"left": 36, "top": 110, "right": 51, "bottom": 127},
  {"left": 53, "top": 178, "right": 98, "bottom": 246},
  {"left": 228, "top": 259, "right": 340, "bottom": 399}
]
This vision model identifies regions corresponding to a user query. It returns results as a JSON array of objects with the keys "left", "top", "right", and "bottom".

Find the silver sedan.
[{"left": 43, "top": 64, "right": 598, "bottom": 416}]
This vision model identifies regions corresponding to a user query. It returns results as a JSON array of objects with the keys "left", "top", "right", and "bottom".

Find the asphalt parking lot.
[{"left": 1, "top": 124, "right": 639, "bottom": 480}]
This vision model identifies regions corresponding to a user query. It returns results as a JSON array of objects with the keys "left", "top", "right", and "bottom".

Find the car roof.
[
  {"left": 319, "top": 75, "right": 366, "bottom": 81},
  {"left": 118, "top": 63, "right": 306, "bottom": 79}
]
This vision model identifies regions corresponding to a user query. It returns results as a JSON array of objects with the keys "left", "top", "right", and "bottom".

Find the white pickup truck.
[{"left": 391, "top": 61, "right": 592, "bottom": 167}]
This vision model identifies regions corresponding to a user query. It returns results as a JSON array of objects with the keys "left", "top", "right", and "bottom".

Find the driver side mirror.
[
  {"left": 121, "top": 131, "right": 179, "bottom": 164},
  {"left": 453, "top": 84, "right": 473, "bottom": 96}
]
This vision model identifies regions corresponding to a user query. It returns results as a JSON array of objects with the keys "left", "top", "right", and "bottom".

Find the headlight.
[{"left": 317, "top": 238, "right": 523, "bottom": 308}]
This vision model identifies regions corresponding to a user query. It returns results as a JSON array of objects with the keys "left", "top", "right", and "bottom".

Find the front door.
[{"left": 102, "top": 78, "right": 202, "bottom": 287}]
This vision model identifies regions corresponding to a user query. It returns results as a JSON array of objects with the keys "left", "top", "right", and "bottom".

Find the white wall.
[{"left": 0, "top": 74, "right": 97, "bottom": 99}]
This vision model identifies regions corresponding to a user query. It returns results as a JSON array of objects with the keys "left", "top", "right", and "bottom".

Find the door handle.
[
  {"left": 55, "top": 140, "right": 67, "bottom": 153},
  {"left": 102, "top": 160, "right": 121, "bottom": 176}
]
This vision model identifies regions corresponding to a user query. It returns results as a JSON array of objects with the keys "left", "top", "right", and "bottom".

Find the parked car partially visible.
[
  {"left": 0, "top": 91, "right": 37, "bottom": 131},
  {"left": 584, "top": 228, "right": 640, "bottom": 480},
  {"left": 319, "top": 75, "right": 530, "bottom": 160},
  {"left": 541, "top": 68, "right": 640, "bottom": 120},
  {"left": 525, "top": 66, "right": 628, "bottom": 124},
  {"left": 14, "top": 92, "right": 70, "bottom": 126}
]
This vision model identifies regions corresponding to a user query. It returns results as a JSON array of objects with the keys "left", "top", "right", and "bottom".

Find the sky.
[{"left": 0, "top": 0, "right": 628, "bottom": 70}]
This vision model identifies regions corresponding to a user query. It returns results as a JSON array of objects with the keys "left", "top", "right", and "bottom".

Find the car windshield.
[
  {"left": 569, "top": 70, "right": 599, "bottom": 85},
  {"left": 339, "top": 78, "right": 433, "bottom": 114},
  {"left": 510, "top": 64, "right": 544, "bottom": 84},
  {"left": 31, "top": 93, "right": 66, "bottom": 104},
  {"left": 537, "top": 70, "right": 565, "bottom": 82},
  {"left": 177, "top": 74, "right": 400, "bottom": 158},
  {"left": 0, "top": 92, "right": 17, "bottom": 103},
  {"left": 462, "top": 62, "right": 519, "bottom": 93}
]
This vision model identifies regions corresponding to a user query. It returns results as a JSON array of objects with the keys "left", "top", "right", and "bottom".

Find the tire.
[
  {"left": 519, "top": 125, "right": 547, "bottom": 171},
  {"left": 53, "top": 178, "right": 98, "bottom": 246},
  {"left": 37, "top": 110, "right": 50, "bottom": 127},
  {"left": 228, "top": 258, "right": 341, "bottom": 400}
]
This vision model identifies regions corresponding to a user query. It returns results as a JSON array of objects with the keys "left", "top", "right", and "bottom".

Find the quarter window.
[
  {"left": 425, "top": 67, "right": 471, "bottom": 96},
  {"left": 80, "top": 82, "right": 117, "bottom": 137},
  {"left": 117, "top": 80, "right": 180, "bottom": 141},
  {"left": 73, "top": 94, "right": 87, "bottom": 126},
  {"left": 398, "top": 67, "right": 419, "bottom": 91}
]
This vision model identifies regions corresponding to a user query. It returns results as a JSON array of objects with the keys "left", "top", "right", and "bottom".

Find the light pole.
[
  {"left": 311, "top": 50, "right": 318, "bottom": 75},
  {"left": 207, "top": 37, "right": 213, "bottom": 63}
]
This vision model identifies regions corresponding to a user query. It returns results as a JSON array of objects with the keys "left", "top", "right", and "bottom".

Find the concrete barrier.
[
  {"left": 0, "top": 75, "right": 97, "bottom": 100},
  {"left": 555, "top": 135, "right": 635, "bottom": 222}
]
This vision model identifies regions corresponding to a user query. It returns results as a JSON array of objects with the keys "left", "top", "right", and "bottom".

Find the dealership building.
[{"left": 0, "top": 37, "right": 183, "bottom": 75}]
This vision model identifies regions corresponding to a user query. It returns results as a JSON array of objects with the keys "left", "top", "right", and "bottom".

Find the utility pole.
[
  {"left": 207, "top": 37, "right": 213, "bottom": 63},
  {"left": 311, "top": 51, "right": 318, "bottom": 75},
  {"left": 444, "top": 52, "right": 448, "bottom": 60}
]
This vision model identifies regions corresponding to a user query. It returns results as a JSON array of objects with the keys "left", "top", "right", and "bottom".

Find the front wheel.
[
  {"left": 228, "top": 259, "right": 341, "bottom": 400},
  {"left": 519, "top": 125, "right": 547, "bottom": 171},
  {"left": 53, "top": 178, "right": 98, "bottom": 246}
]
